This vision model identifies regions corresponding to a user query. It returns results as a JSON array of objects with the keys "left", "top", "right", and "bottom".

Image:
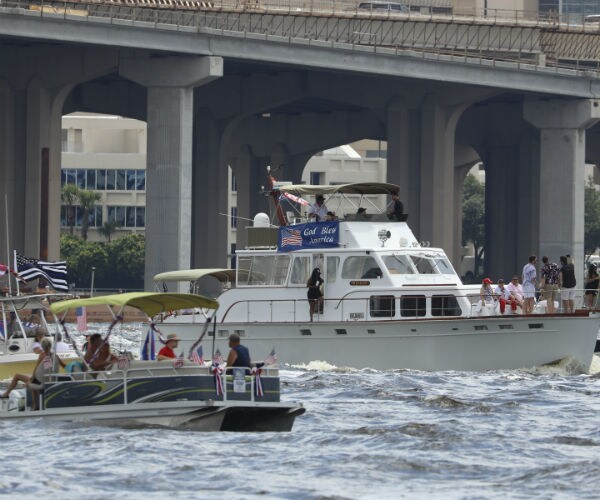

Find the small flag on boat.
[
  {"left": 0, "top": 264, "right": 7, "bottom": 276},
  {"left": 173, "top": 351, "right": 184, "bottom": 368},
  {"left": 279, "top": 192, "right": 309, "bottom": 206},
  {"left": 76, "top": 306, "right": 87, "bottom": 332},
  {"left": 263, "top": 349, "right": 277, "bottom": 366},
  {"left": 14, "top": 253, "right": 68, "bottom": 292},
  {"left": 0, "top": 323, "right": 4, "bottom": 340},
  {"left": 190, "top": 345, "right": 204, "bottom": 366},
  {"left": 141, "top": 327, "right": 156, "bottom": 360},
  {"left": 280, "top": 228, "right": 302, "bottom": 248},
  {"left": 117, "top": 354, "right": 130, "bottom": 370},
  {"left": 212, "top": 349, "right": 224, "bottom": 366}
]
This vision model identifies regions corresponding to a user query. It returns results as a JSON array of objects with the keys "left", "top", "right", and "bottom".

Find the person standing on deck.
[
  {"left": 540, "top": 256, "right": 560, "bottom": 314},
  {"left": 307, "top": 195, "right": 328, "bottom": 222},
  {"left": 522, "top": 255, "right": 537, "bottom": 314},
  {"left": 559, "top": 255, "right": 576, "bottom": 313}
]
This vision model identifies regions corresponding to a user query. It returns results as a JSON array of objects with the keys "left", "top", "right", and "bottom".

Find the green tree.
[
  {"left": 61, "top": 184, "right": 80, "bottom": 235},
  {"left": 462, "top": 174, "right": 485, "bottom": 279},
  {"left": 78, "top": 189, "right": 102, "bottom": 241},
  {"left": 107, "top": 233, "right": 145, "bottom": 289},
  {"left": 99, "top": 220, "right": 119, "bottom": 243},
  {"left": 60, "top": 234, "right": 109, "bottom": 288},
  {"left": 585, "top": 177, "right": 600, "bottom": 255}
]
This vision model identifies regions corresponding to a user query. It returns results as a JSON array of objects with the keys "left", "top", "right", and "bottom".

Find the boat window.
[
  {"left": 236, "top": 255, "right": 290, "bottom": 286},
  {"left": 431, "top": 295, "right": 462, "bottom": 316},
  {"left": 400, "top": 295, "right": 426, "bottom": 317},
  {"left": 342, "top": 256, "right": 382, "bottom": 279},
  {"left": 411, "top": 256, "right": 437, "bottom": 274},
  {"left": 290, "top": 256, "right": 311, "bottom": 284},
  {"left": 327, "top": 256, "right": 339, "bottom": 283},
  {"left": 383, "top": 255, "right": 415, "bottom": 274},
  {"left": 370, "top": 295, "right": 396, "bottom": 318}
]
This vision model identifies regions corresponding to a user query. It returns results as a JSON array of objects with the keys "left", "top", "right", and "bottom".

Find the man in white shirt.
[
  {"left": 495, "top": 278, "right": 517, "bottom": 314},
  {"left": 54, "top": 333, "right": 72, "bottom": 353},
  {"left": 506, "top": 276, "right": 524, "bottom": 312},
  {"left": 522, "top": 255, "right": 537, "bottom": 314},
  {"left": 307, "top": 195, "right": 328, "bottom": 222}
]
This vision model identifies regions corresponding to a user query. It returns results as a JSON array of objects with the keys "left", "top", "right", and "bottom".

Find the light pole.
[{"left": 90, "top": 267, "right": 96, "bottom": 297}]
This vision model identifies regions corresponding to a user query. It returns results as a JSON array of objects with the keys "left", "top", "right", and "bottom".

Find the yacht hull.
[{"left": 164, "top": 314, "right": 600, "bottom": 372}]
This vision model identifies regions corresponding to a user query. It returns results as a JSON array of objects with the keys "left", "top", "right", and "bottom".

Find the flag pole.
[
  {"left": 13, "top": 251, "right": 19, "bottom": 297},
  {"left": 4, "top": 193, "right": 12, "bottom": 297}
]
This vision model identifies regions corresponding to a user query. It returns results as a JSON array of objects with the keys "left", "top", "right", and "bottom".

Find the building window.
[
  {"left": 61, "top": 129, "right": 68, "bottom": 152},
  {"left": 105, "top": 170, "right": 116, "bottom": 190},
  {"left": 310, "top": 172, "right": 323, "bottom": 185},
  {"left": 96, "top": 169, "right": 106, "bottom": 190},
  {"left": 108, "top": 206, "right": 125, "bottom": 226},
  {"left": 135, "top": 207, "right": 145, "bottom": 227},
  {"left": 136, "top": 170, "right": 145, "bottom": 191},
  {"left": 230, "top": 207, "right": 237, "bottom": 229},
  {"left": 115, "top": 170, "right": 126, "bottom": 190},
  {"left": 126, "top": 170, "right": 137, "bottom": 190}
]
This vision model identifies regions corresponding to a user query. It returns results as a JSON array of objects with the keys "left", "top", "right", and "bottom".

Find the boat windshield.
[
  {"left": 382, "top": 255, "right": 415, "bottom": 274},
  {"left": 237, "top": 255, "right": 291, "bottom": 286},
  {"left": 410, "top": 254, "right": 454, "bottom": 275}
]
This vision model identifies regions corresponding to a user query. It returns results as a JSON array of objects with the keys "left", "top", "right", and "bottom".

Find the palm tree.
[
  {"left": 78, "top": 189, "right": 101, "bottom": 241},
  {"left": 99, "top": 220, "right": 119, "bottom": 243},
  {"left": 61, "top": 184, "right": 80, "bottom": 235}
]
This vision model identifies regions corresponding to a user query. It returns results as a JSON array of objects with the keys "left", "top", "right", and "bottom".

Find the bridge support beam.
[
  {"left": 524, "top": 98, "right": 600, "bottom": 290},
  {"left": 119, "top": 55, "right": 223, "bottom": 289}
]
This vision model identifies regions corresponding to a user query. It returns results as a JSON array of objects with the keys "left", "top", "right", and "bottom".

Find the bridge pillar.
[
  {"left": 386, "top": 101, "right": 421, "bottom": 236},
  {"left": 524, "top": 99, "right": 600, "bottom": 290},
  {"left": 419, "top": 98, "right": 466, "bottom": 267},
  {"left": 119, "top": 55, "right": 223, "bottom": 289}
]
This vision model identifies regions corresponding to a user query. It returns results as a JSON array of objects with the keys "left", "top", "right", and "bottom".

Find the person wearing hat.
[
  {"left": 387, "top": 191, "right": 405, "bottom": 221},
  {"left": 480, "top": 278, "right": 497, "bottom": 306},
  {"left": 495, "top": 278, "right": 517, "bottom": 314},
  {"left": 157, "top": 333, "right": 180, "bottom": 361},
  {"left": 226, "top": 333, "right": 251, "bottom": 368},
  {"left": 307, "top": 194, "right": 328, "bottom": 222}
]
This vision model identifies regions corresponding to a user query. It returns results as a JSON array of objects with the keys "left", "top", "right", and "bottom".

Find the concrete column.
[
  {"left": 524, "top": 98, "right": 600, "bottom": 289},
  {"left": 386, "top": 100, "right": 421, "bottom": 236},
  {"left": 192, "top": 109, "right": 228, "bottom": 269},
  {"left": 419, "top": 98, "right": 466, "bottom": 266},
  {"left": 0, "top": 79, "right": 17, "bottom": 264},
  {"left": 119, "top": 56, "right": 223, "bottom": 288}
]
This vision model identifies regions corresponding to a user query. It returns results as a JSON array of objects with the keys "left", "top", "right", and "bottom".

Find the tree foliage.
[
  {"left": 462, "top": 174, "right": 485, "bottom": 279},
  {"left": 585, "top": 177, "right": 600, "bottom": 254},
  {"left": 60, "top": 233, "right": 145, "bottom": 290},
  {"left": 78, "top": 190, "right": 101, "bottom": 241}
]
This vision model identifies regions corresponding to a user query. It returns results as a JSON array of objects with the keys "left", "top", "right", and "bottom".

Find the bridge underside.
[{"left": 0, "top": 38, "right": 599, "bottom": 289}]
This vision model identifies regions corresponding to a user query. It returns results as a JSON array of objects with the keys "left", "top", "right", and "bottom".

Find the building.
[{"left": 61, "top": 112, "right": 146, "bottom": 242}]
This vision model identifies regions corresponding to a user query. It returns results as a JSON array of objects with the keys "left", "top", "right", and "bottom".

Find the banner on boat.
[{"left": 277, "top": 221, "right": 339, "bottom": 252}]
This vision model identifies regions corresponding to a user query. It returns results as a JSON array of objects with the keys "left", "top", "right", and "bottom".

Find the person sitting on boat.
[
  {"left": 226, "top": 333, "right": 251, "bottom": 369},
  {"left": 326, "top": 211, "right": 338, "bottom": 221},
  {"left": 506, "top": 276, "right": 524, "bottom": 311},
  {"left": 54, "top": 333, "right": 72, "bottom": 353},
  {"left": 29, "top": 328, "right": 47, "bottom": 354},
  {"left": 1, "top": 338, "right": 52, "bottom": 410},
  {"left": 477, "top": 278, "right": 498, "bottom": 314},
  {"left": 387, "top": 191, "right": 405, "bottom": 221},
  {"left": 84, "top": 333, "right": 118, "bottom": 371},
  {"left": 157, "top": 333, "right": 180, "bottom": 360},
  {"left": 356, "top": 207, "right": 369, "bottom": 219},
  {"left": 307, "top": 195, "right": 328, "bottom": 222},
  {"left": 307, "top": 267, "right": 324, "bottom": 321},
  {"left": 495, "top": 278, "right": 517, "bottom": 314}
]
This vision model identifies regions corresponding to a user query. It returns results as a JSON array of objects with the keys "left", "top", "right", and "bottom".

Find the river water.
[{"left": 1, "top": 323, "right": 599, "bottom": 499}]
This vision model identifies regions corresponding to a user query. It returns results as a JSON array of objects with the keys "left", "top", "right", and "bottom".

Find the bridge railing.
[{"left": 1, "top": 0, "right": 599, "bottom": 74}]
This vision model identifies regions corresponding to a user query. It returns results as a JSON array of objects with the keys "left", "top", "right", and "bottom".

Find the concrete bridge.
[{"left": 0, "top": 0, "right": 599, "bottom": 287}]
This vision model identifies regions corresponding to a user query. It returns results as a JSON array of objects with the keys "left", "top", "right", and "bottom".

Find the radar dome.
[{"left": 253, "top": 213, "right": 270, "bottom": 228}]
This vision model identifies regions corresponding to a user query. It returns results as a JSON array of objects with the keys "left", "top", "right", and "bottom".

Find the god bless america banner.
[{"left": 278, "top": 221, "right": 339, "bottom": 252}]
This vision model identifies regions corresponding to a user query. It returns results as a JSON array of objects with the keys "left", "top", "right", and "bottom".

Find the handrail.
[{"left": 0, "top": 0, "right": 598, "bottom": 76}]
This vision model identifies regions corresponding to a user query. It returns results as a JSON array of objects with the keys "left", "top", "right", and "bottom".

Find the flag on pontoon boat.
[
  {"left": 14, "top": 253, "right": 68, "bottom": 292},
  {"left": 140, "top": 327, "right": 156, "bottom": 360},
  {"left": 263, "top": 349, "right": 277, "bottom": 366},
  {"left": 0, "top": 264, "right": 7, "bottom": 276},
  {"left": 76, "top": 306, "right": 87, "bottom": 332},
  {"left": 117, "top": 354, "right": 130, "bottom": 370},
  {"left": 191, "top": 345, "right": 204, "bottom": 366},
  {"left": 279, "top": 192, "right": 309, "bottom": 206},
  {"left": 0, "top": 323, "right": 4, "bottom": 340},
  {"left": 173, "top": 351, "right": 184, "bottom": 368},
  {"left": 212, "top": 349, "right": 223, "bottom": 366}
]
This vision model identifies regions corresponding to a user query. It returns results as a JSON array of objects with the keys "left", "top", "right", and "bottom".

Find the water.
[{"left": 1, "top": 323, "right": 599, "bottom": 499}]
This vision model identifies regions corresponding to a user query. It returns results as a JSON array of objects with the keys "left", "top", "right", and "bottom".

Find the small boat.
[
  {"left": 0, "top": 293, "right": 77, "bottom": 379},
  {"left": 0, "top": 292, "right": 305, "bottom": 431},
  {"left": 151, "top": 178, "right": 600, "bottom": 372}
]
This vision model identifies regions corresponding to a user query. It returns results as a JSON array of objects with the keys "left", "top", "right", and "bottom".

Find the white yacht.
[{"left": 154, "top": 182, "right": 600, "bottom": 372}]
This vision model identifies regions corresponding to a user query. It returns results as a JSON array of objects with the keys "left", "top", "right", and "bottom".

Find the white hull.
[
  {"left": 1, "top": 398, "right": 304, "bottom": 431},
  {"left": 163, "top": 314, "right": 600, "bottom": 372}
]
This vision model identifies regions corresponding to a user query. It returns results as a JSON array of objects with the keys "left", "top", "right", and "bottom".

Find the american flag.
[
  {"left": 117, "top": 354, "right": 130, "bottom": 370},
  {"left": 0, "top": 264, "right": 7, "bottom": 276},
  {"left": 212, "top": 349, "right": 224, "bottom": 366},
  {"left": 76, "top": 306, "right": 87, "bottom": 333},
  {"left": 14, "top": 253, "right": 68, "bottom": 292},
  {"left": 263, "top": 349, "right": 277, "bottom": 366},
  {"left": 190, "top": 345, "right": 204, "bottom": 366},
  {"left": 281, "top": 228, "right": 302, "bottom": 247},
  {"left": 279, "top": 192, "right": 309, "bottom": 206},
  {"left": 173, "top": 351, "right": 184, "bottom": 368}
]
